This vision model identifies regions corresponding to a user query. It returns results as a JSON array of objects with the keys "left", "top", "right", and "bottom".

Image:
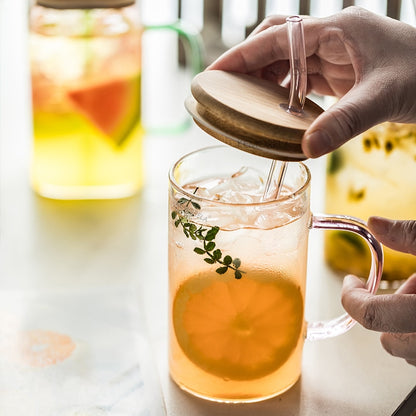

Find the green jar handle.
[{"left": 144, "top": 20, "right": 204, "bottom": 134}]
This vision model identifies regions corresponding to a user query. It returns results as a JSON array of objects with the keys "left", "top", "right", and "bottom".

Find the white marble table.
[{"left": 1, "top": 2, "right": 415, "bottom": 415}]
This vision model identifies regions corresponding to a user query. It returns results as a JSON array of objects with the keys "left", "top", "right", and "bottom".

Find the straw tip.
[{"left": 286, "top": 16, "right": 303, "bottom": 23}]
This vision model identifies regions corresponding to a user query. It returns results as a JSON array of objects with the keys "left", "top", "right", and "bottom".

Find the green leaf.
[
  {"left": 213, "top": 249, "right": 222, "bottom": 260},
  {"left": 205, "top": 231, "right": 215, "bottom": 241},
  {"left": 171, "top": 211, "right": 177, "bottom": 219},
  {"left": 205, "top": 242, "right": 215, "bottom": 251},
  {"left": 178, "top": 218, "right": 245, "bottom": 279},
  {"left": 191, "top": 201, "right": 201, "bottom": 210},
  {"left": 205, "top": 226, "right": 220, "bottom": 241},
  {"left": 178, "top": 197, "right": 188, "bottom": 204},
  {"left": 189, "top": 224, "right": 197, "bottom": 233},
  {"left": 232, "top": 258, "right": 241, "bottom": 268}
]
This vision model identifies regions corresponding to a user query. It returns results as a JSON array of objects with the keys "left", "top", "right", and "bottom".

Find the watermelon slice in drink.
[{"left": 68, "top": 74, "right": 141, "bottom": 146}]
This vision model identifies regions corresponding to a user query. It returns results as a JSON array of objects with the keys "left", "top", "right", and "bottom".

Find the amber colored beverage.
[
  {"left": 168, "top": 148, "right": 310, "bottom": 402},
  {"left": 170, "top": 269, "right": 305, "bottom": 402}
]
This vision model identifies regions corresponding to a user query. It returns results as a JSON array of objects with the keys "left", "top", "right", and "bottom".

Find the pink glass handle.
[{"left": 306, "top": 214, "right": 384, "bottom": 340}]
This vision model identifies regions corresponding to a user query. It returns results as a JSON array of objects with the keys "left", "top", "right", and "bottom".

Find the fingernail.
[{"left": 302, "top": 130, "right": 331, "bottom": 158}]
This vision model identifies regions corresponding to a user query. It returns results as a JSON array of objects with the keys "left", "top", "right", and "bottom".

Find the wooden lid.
[
  {"left": 36, "top": 0, "right": 134, "bottom": 9},
  {"left": 185, "top": 70, "right": 324, "bottom": 161}
]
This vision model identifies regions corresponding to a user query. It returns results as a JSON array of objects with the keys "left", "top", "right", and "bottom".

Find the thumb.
[
  {"left": 395, "top": 273, "right": 416, "bottom": 295},
  {"left": 341, "top": 274, "right": 416, "bottom": 333},
  {"left": 368, "top": 216, "right": 416, "bottom": 256},
  {"left": 302, "top": 79, "right": 390, "bottom": 158}
]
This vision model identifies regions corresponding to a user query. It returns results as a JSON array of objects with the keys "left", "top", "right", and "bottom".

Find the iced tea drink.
[
  {"left": 325, "top": 122, "right": 416, "bottom": 284},
  {"left": 168, "top": 146, "right": 382, "bottom": 402}
]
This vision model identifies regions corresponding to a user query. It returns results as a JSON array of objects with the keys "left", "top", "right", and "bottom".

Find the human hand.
[
  {"left": 341, "top": 216, "right": 416, "bottom": 366},
  {"left": 208, "top": 7, "right": 416, "bottom": 158}
]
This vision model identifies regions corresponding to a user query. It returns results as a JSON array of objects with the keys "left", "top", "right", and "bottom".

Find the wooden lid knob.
[{"left": 185, "top": 70, "right": 324, "bottom": 161}]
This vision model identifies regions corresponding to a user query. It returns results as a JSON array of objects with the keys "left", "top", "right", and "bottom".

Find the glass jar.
[
  {"left": 30, "top": 0, "right": 144, "bottom": 199},
  {"left": 29, "top": 0, "right": 202, "bottom": 199},
  {"left": 325, "top": 122, "right": 416, "bottom": 286}
]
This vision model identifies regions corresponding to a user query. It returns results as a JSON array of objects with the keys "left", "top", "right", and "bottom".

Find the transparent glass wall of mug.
[
  {"left": 325, "top": 122, "right": 416, "bottom": 286},
  {"left": 169, "top": 146, "right": 382, "bottom": 402},
  {"left": 29, "top": 1, "right": 202, "bottom": 200},
  {"left": 168, "top": 148, "right": 310, "bottom": 402}
]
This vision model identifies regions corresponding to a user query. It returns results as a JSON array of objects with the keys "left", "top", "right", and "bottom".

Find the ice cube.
[
  {"left": 178, "top": 168, "right": 304, "bottom": 230},
  {"left": 183, "top": 167, "right": 265, "bottom": 203}
]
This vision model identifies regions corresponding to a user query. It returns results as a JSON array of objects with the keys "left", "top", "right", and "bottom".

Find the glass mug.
[
  {"left": 29, "top": 0, "right": 202, "bottom": 199},
  {"left": 168, "top": 145, "right": 383, "bottom": 403}
]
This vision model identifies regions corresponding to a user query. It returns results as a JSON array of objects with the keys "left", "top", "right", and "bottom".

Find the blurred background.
[{"left": 176, "top": 0, "right": 416, "bottom": 63}]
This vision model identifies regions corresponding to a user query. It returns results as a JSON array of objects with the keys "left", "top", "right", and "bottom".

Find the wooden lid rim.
[
  {"left": 185, "top": 96, "right": 306, "bottom": 161},
  {"left": 36, "top": 0, "right": 134, "bottom": 9}
]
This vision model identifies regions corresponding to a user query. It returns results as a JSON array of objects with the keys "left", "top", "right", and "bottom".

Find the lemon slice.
[{"left": 173, "top": 271, "right": 304, "bottom": 380}]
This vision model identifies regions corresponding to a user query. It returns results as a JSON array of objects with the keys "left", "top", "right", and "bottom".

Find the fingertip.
[
  {"left": 342, "top": 274, "right": 365, "bottom": 290},
  {"left": 205, "top": 47, "right": 243, "bottom": 72},
  {"left": 341, "top": 275, "right": 366, "bottom": 312},
  {"left": 395, "top": 273, "right": 416, "bottom": 295},
  {"left": 380, "top": 332, "right": 393, "bottom": 354},
  {"left": 302, "top": 130, "right": 329, "bottom": 158},
  {"left": 367, "top": 216, "right": 391, "bottom": 236},
  {"left": 206, "top": 59, "right": 224, "bottom": 71}
]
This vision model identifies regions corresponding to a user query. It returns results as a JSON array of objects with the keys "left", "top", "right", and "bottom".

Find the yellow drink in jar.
[
  {"left": 325, "top": 122, "right": 416, "bottom": 283},
  {"left": 30, "top": 8, "right": 143, "bottom": 199}
]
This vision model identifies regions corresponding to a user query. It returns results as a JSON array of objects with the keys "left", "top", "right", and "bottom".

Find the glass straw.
[
  {"left": 286, "top": 15, "right": 307, "bottom": 114},
  {"left": 262, "top": 15, "right": 307, "bottom": 202}
]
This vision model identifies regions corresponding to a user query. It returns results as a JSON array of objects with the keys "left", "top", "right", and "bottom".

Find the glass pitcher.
[{"left": 29, "top": 0, "right": 202, "bottom": 199}]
